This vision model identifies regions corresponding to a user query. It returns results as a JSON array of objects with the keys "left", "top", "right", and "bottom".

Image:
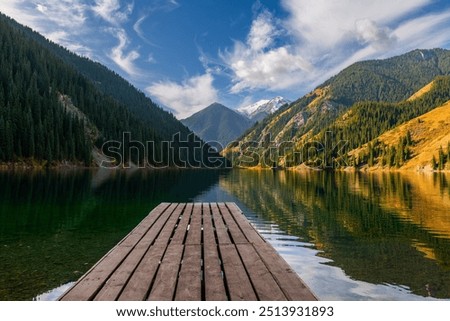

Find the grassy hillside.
[
  {"left": 407, "top": 80, "right": 435, "bottom": 101},
  {"left": 298, "top": 76, "right": 450, "bottom": 170},
  {"left": 349, "top": 99, "right": 450, "bottom": 171},
  {"left": 224, "top": 49, "right": 450, "bottom": 170}
]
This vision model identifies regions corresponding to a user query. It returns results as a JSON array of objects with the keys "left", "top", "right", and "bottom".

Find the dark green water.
[{"left": 0, "top": 169, "right": 449, "bottom": 300}]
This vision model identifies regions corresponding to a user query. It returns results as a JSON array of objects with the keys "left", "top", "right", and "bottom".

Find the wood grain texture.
[{"left": 59, "top": 202, "right": 316, "bottom": 301}]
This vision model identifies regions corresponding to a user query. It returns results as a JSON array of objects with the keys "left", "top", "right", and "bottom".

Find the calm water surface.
[{"left": 0, "top": 169, "right": 449, "bottom": 300}]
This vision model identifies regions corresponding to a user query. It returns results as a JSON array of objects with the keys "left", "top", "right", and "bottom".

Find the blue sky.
[{"left": 2, "top": 0, "right": 450, "bottom": 118}]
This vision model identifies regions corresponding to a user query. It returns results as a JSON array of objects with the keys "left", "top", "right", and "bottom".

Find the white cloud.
[
  {"left": 4, "top": 0, "right": 450, "bottom": 105},
  {"left": 38, "top": 0, "right": 87, "bottom": 29},
  {"left": 0, "top": 0, "right": 36, "bottom": 27},
  {"left": 2, "top": 0, "right": 87, "bottom": 30},
  {"left": 132, "top": 14, "right": 160, "bottom": 48},
  {"left": 2, "top": 0, "right": 86, "bottom": 29},
  {"left": 89, "top": 1, "right": 143, "bottom": 77},
  {"left": 247, "top": 11, "right": 278, "bottom": 52},
  {"left": 133, "top": 14, "right": 147, "bottom": 39},
  {"left": 279, "top": 0, "right": 450, "bottom": 80},
  {"left": 222, "top": 10, "right": 312, "bottom": 93},
  {"left": 4, "top": 0, "right": 142, "bottom": 76},
  {"left": 355, "top": 19, "right": 397, "bottom": 50},
  {"left": 108, "top": 29, "right": 141, "bottom": 76},
  {"left": 92, "top": 0, "right": 133, "bottom": 25},
  {"left": 43, "top": 30, "right": 92, "bottom": 57},
  {"left": 223, "top": 0, "right": 450, "bottom": 96},
  {"left": 281, "top": 0, "right": 430, "bottom": 53},
  {"left": 146, "top": 73, "right": 218, "bottom": 119},
  {"left": 146, "top": 53, "right": 156, "bottom": 63},
  {"left": 226, "top": 45, "right": 312, "bottom": 93},
  {"left": 1, "top": 0, "right": 92, "bottom": 57},
  {"left": 393, "top": 11, "right": 450, "bottom": 49}
]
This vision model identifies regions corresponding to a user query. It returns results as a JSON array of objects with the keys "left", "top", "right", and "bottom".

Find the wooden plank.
[
  {"left": 215, "top": 228, "right": 231, "bottom": 245},
  {"left": 119, "top": 204, "right": 186, "bottom": 300},
  {"left": 61, "top": 202, "right": 316, "bottom": 301},
  {"left": 120, "top": 203, "right": 174, "bottom": 248},
  {"left": 118, "top": 244, "right": 166, "bottom": 301},
  {"left": 171, "top": 203, "right": 193, "bottom": 244},
  {"left": 174, "top": 245, "right": 202, "bottom": 300},
  {"left": 124, "top": 203, "right": 172, "bottom": 237},
  {"left": 153, "top": 203, "right": 185, "bottom": 246},
  {"left": 59, "top": 203, "right": 172, "bottom": 300},
  {"left": 136, "top": 203, "right": 178, "bottom": 248},
  {"left": 226, "top": 202, "right": 266, "bottom": 245},
  {"left": 94, "top": 204, "right": 181, "bottom": 300},
  {"left": 60, "top": 248, "right": 131, "bottom": 300},
  {"left": 227, "top": 202, "right": 316, "bottom": 301},
  {"left": 253, "top": 242, "right": 317, "bottom": 301},
  {"left": 202, "top": 203, "right": 216, "bottom": 245},
  {"left": 210, "top": 203, "right": 226, "bottom": 229},
  {"left": 218, "top": 203, "right": 248, "bottom": 244},
  {"left": 203, "top": 243, "right": 228, "bottom": 300},
  {"left": 202, "top": 203, "right": 227, "bottom": 300},
  {"left": 94, "top": 245, "right": 149, "bottom": 301},
  {"left": 236, "top": 243, "right": 286, "bottom": 301},
  {"left": 147, "top": 244, "right": 184, "bottom": 301},
  {"left": 219, "top": 244, "right": 257, "bottom": 301},
  {"left": 210, "top": 203, "right": 231, "bottom": 244},
  {"left": 185, "top": 203, "right": 202, "bottom": 245}
]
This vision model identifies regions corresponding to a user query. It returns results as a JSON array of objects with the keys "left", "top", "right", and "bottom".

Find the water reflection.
[
  {"left": 0, "top": 169, "right": 224, "bottom": 300},
  {"left": 1, "top": 169, "right": 449, "bottom": 300},
  {"left": 219, "top": 170, "right": 450, "bottom": 299}
]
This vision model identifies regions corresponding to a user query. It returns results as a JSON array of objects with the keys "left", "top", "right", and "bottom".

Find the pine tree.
[
  {"left": 447, "top": 141, "right": 450, "bottom": 164},
  {"left": 381, "top": 146, "right": 387, "bottom": 166},
  {"left": 395, "top": 144, "right": 404, "bottom": 167},
  {"left": 438, "top": 146, "right": 445, "bottom": 170},
  {"left": 368, "top": 142, "right": 374, "bottom": 167},
  {"left": 405, "top": 130, "right": 412, "bottom": 146},
  {"left": 432, "top": 155, "right": 438, "bottom": 170},
  {"left": 388, "top": 146, "right": 395, "bottom": 168},
  {"left": 0, "top": 116, "right": 5, "bottom": 161},
  {"left": 4, "top": 120, "right": 13, "bottom": 160}
]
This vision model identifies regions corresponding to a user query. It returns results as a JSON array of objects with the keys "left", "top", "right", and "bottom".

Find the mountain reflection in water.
[{"left": 0, "top": 169, "right": 449, "bottom": 300}]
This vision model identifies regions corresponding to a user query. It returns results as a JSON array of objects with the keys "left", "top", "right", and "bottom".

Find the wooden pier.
[{"left": 59, "top": 203, "right": 316, "bottom": 301}]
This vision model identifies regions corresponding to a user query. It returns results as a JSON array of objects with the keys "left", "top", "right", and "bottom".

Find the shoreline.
[
  {"left": 233, "top": 163, "right": 450, "bottom": 173},
  {"left": 1, "top": 160, "right": 450, "bottom": 173}
]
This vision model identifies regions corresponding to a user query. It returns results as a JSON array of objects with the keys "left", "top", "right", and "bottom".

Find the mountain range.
[
  {"left": 181, "top": 103, "right": 252, "bottom": 150},
  {"left": 223, "top": 48, "right": 450, "bottom": 171},
  {"left": 1, "top": 12, "right": 450, "bottom": 171},
  {"left": 237, "top": 97, "right": 290, "bottom": 122},
  {"left": 181, "top": 97, "right": 289, "bottom": 149},
  {"left": 0, "top": 13, "right": 225, "bottom": 168}
]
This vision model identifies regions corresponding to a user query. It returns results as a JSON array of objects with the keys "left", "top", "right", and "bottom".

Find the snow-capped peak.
[
  {"left": 237, "top": 99, "right": 270, "bottom": 117},
  {"left": 237, "top": 96, "right": 290, "bottom": 121}
]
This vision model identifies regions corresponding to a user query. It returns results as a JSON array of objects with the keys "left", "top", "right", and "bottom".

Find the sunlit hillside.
[{"left": 348, "top": 97, "right": 450, "bottom": 171}]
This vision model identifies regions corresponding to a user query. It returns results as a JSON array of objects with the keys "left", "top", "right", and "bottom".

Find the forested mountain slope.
[
  {"left": 224, "top": 49, "right": 450, "bottom": 169},
  {"left": 313, "top": 76, "right": 450, "bottom": 170},
  {"left": 0, "top": 13, "right": 221, "bottom": 167},
  {"left": 3, "top": 13, "right": 189, "bottom": 140}
]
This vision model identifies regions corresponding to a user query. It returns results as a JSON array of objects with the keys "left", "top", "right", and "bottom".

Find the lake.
[{"left": 0, "top": 169, "right": 449, "bottom": 300}]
